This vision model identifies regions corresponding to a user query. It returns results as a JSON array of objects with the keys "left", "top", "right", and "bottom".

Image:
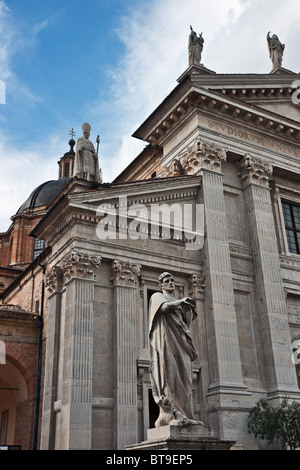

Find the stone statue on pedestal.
[
  {"left": 74, "top": 122, "right": 101, "bottom": 183},
  {"left": 188, "top": 26, "right": 204, "bottom": 66},
  {"left": 267, "top": 32, "right": 285, "bottom": 69},
  {"left": 149, "top": 272, "right": 202, "bottom": 427}
]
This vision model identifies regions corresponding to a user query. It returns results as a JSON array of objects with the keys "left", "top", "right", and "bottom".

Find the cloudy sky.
[{"left": 0, "top": 0, "right": 299, "bottom": 232}]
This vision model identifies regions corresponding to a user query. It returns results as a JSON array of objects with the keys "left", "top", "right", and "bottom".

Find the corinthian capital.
[
  {"left": 237, "top": 154, "right": 273, "bottom": 188},
  {"left": 187, "top": 273, "right": 206, "bottom": 299},
  {"left": 160, "top": 137, "right": 227, "bottom": 177},
  {"left": 59, "top": 251, "right": 101, "bottom": 281},
  {"left": 112, "top": 260, "right": 141, "bottom": 287},
  {"left": 44, "top": 266, "right": 63, "bottom": 294}
]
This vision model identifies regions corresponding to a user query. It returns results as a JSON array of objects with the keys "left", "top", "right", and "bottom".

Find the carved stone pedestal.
[{"left": 126, "top": 423, "right": 235, "bottom": 451}]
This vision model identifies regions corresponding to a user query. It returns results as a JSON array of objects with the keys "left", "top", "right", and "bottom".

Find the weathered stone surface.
[{"left": 127, "top": 422, "right": 235, "bottom": 450}]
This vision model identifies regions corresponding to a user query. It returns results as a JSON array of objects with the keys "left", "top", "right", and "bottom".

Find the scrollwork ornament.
[
  {"left": 160, "top": 137, "right": 227, "bottom": 177},
  {"left": 112, "top": 260, "right": 141, "bottom": 287},
  {"left": 237, "top": 153, "right": 273, "bottom": 188},
  {"left": 187, "top": 273, "right": 206, "bottom": 299}
]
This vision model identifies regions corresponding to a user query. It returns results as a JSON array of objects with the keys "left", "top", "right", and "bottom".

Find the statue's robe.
[
  {"left": 74, "top": 137, "right": 100, "bottom": 182},
  {"left": 149, "top": 292, "right": 198, "bottom": 424}
]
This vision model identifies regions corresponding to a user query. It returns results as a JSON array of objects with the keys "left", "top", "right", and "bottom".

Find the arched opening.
[{"left": 0, "top": 359, "right": 28, "bottom": 448}]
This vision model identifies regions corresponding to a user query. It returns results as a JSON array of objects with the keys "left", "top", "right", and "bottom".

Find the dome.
[{"left": 17, "top": 177, "right": 70, "bottom": 215}]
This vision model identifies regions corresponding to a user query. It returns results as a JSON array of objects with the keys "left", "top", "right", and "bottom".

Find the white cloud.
[
  {"left": 96, "top": 0, "right": 300, "bottom": 183},
  {"left": 0, "top": 132, "right": 63, "bottom": 232},
  {"left": 207, "top": 0, "right": 300, "bottom": 74},
  {"left": 91, "top": 0, "right": 248, "bottom": 181}
]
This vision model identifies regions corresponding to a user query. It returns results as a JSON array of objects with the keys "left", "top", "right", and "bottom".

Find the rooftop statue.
[
  {"left": 188, "top": 26, "right": 204, "bottom": 66},
  {"left": 267, "top": 32, "right": 285, "bottom": 69},
  {"left": 74, "top": 122, "right": 101, "bottom": 183},
  {"left": 149, "top": 272, "right": 203, "bottom": 427}
]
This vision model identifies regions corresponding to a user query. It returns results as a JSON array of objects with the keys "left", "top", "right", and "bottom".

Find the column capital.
[
  {"left": 112, "top": 260, "right": 141, "bottom": 287},
  {"left": 60, "top": 251, "right": 101, "bottom": 281},
  {"left": 160, "top": 137, "right": 227, "bottom": 177},
  {"left": 44, "top": 266, "right": 63, "bottom": 294},
  {"left": 187, "top": 273, "right": 206, "bottom": 299},
  {"left": 237, "top": 153, "right": 273, "bottom": 188},
  {"left": 45, "top": 251, "right": 101, "bottom": 293}
]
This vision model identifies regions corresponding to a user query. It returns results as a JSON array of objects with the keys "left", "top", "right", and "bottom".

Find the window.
[
  {"left": 33, "top": 238, "right": 47, "bottom": 260},
  {"left": 65, "top": 162, "right": 69, "bottom": 177},
  {"left": 282, "top": 201, "right": 300, "bottom": 254}
]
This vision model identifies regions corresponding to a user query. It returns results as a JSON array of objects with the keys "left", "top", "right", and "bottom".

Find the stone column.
[
  {"left": 237, "top": 154, "right": 298, "bottom": 394},
  {"left": 61, "top": 251, "right": 101, "bottom": 449},
  {"left": 199, "top": 142, "right": 245, "bottom": 391},
  {"left": 41, "top": 266, "right": 63, "bottom": 449},
  {"left": 187, "top": 273, "right": 208, "bottom": 423},
  {"left": 41, "top": 251, "right": 101, "bottom": 450},
  {"left": 111, "top": 260, "right": 141, "bottom": 450}
]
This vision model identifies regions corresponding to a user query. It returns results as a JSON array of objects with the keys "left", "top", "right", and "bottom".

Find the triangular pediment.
[
  {"left": 269, "top": 66, "right": 297, "bottom": 75},
  {"left": 253, "top": 100, "right": 300, "bottom": 121}
]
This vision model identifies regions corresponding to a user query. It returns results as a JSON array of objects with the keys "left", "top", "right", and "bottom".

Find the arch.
[{"left": 0, "top": 358, "right": 28, "bottom": 446}]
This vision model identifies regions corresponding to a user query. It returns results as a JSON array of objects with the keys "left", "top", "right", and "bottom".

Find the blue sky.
[{"left": 0, "top": 0, "right": 300, "bottom": 231}]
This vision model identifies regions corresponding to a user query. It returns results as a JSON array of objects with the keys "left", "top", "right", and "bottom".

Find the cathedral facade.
[{"left": 1, "top": 35, "right": 300, "bottom": 450}]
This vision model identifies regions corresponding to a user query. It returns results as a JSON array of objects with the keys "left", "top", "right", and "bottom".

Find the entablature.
[
  {"left": 32, "top": 176, "right": 202, "bottom": 247},
  {"left": 141, "top": 87, "right": 300, "bottom": 149}
]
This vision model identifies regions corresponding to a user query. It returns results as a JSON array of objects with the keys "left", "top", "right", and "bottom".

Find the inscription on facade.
[{"left": 207, "top": 119, "right": 300, "bottom": 159}]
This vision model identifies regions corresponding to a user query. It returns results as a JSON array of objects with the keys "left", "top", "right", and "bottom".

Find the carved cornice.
[
  {"left": 229, "top": 243, "right": 253, "bottom": 259},
  {"left": 237, "top": 153, "right": 273, "bottom": 188},
  {"left": 159, "top": 138, "right": 227, "bottom": 178},
  {"left": 112, "top": 260, "right": 141, "bottom": 287},
  {"left": 0, "top": 304, "right": 27, "bottom": 312},
  {"left": 187, "top": 273, "right": 206, "bottom": 299},
  {"left": 44, "top": 251, "right": 102, "bottom": 293}
]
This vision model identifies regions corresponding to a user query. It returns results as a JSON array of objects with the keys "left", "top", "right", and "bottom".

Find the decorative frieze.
[
  {"left": 280, "top": 255, "right": 300, "bottom": 268},
  {"left": 112, "top": 260, "right": 141, "bottom": 287},
  {"left": 237, "top": 153, "right": 273, "bottom": 188},
  {"left": 229, "top": 243, "right": 253, "bottom": 259},
  {"left": 160, "top": 137, "right": 227, "bottom": 177}
]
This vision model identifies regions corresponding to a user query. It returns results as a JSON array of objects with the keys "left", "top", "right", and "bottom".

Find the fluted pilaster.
[
  {"left": 238, "top": 156, "right": 298, "bottom": 392},
  {"left": 111, "top": 260, "right": 141, "bottom": 449},
  {"left": 202, "top": 169, "right": 244, "bottom": 388},
  {"left": 41, "top": 250, "right": 101, "bottom": 450}
]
